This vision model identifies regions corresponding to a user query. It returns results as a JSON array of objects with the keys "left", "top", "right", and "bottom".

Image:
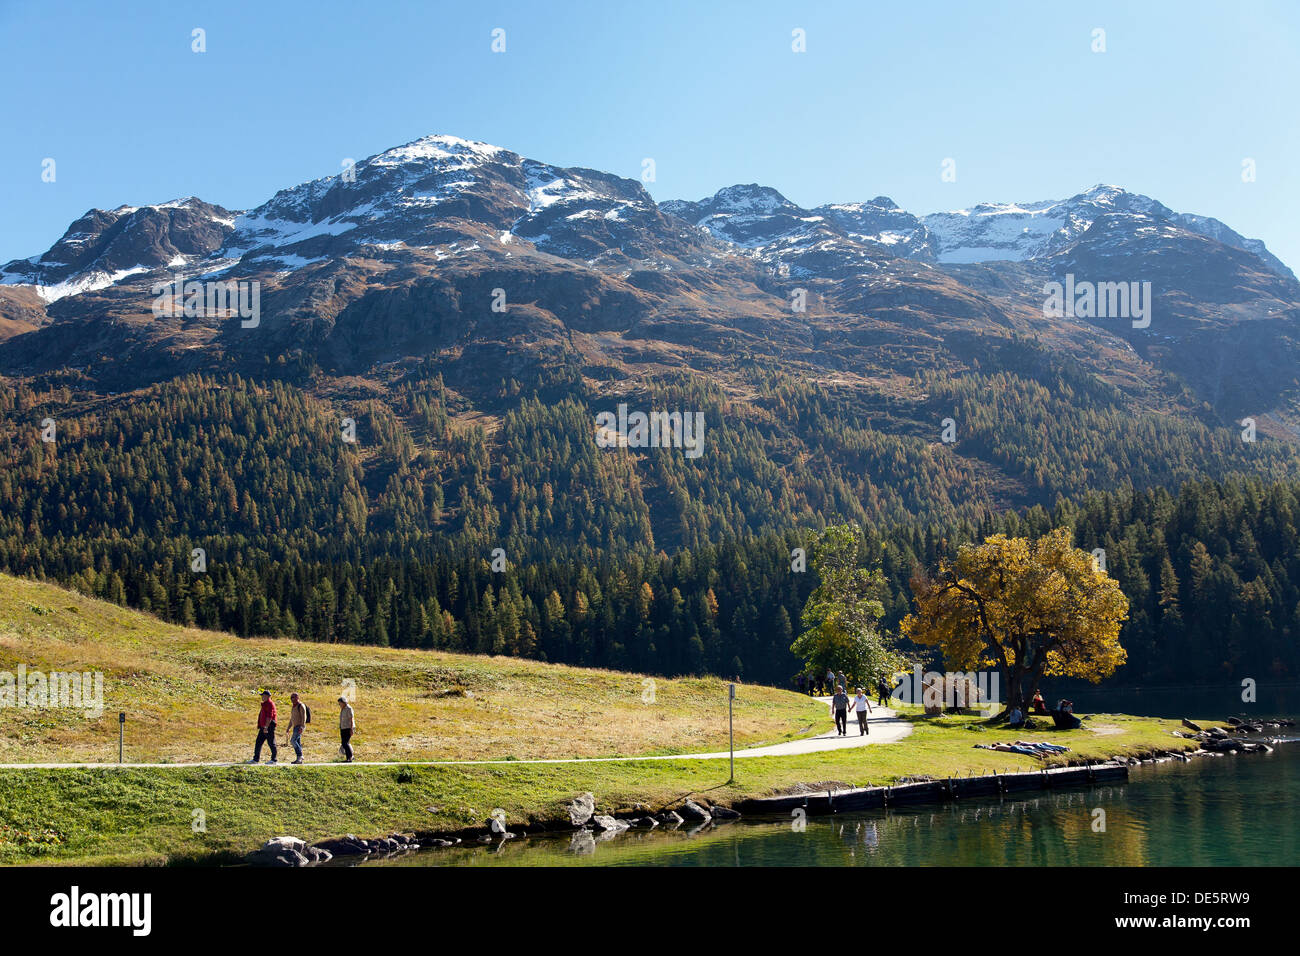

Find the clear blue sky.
[{"left": 3, "top": 0, "right": 1298, "bottom": 269}]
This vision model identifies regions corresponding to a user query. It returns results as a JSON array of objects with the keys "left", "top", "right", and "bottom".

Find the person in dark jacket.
[
  {"left": 831, "top": 685, "right": 850, "bottom": 736},
  {"left": 877, "top": 676, "right": 891, "bottom": 707},
  {"left": 250, "top": 690, "right": 278, "bottom": 764}
]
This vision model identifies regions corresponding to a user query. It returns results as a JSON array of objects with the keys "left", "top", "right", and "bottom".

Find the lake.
[{"left": 367, "top": 684, "right": 1300, "bottom": 867}]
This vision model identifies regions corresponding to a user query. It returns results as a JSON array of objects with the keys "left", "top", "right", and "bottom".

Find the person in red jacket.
[{"left": 249, "top": 689, "right": 278, "bottom": 764}]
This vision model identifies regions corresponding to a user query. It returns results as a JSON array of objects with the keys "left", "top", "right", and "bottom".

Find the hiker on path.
[
  {"left": 831, "top": 685, "right": 850, "bottom": 736},
  {"left": 795, "top": 673, "right": 806, "bottom": 696},
  {"left": 338, "top": 696, "right": 355, "bottom": 762},
  {"left": 852, "top": 687, "right": 873, "bottom": 735},
  {"left": 825, "top": 668, "right": 835, "bottom": 697},
  {"left": 836, "top": 672, "right": 847, "bottom": 697},
  {"left": 287, "top": 692, "right": 307, "bottom": 764},
  {"left": 877, "top": 675, "right": 891, "bottom": 707},
  {"left": 250, "top": 689, "right": 278, "bottom": 764}
]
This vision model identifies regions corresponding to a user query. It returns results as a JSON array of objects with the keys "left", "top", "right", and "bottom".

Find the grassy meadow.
[{"left": 0, "top": 574, "right": 1202, "bottom": 865}]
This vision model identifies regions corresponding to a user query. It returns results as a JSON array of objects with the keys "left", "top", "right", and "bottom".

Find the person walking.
[
  {"left": 249, "top": 689, "right": 278, "bottom": 764},
  {"left": 831, "top": 685, "right": 850, "bottom": 736},
  {"left": 825, "top": 668, "right": 835, "bottom": 697},
  {"left": 338, "top": 696, "right": 355, "bottom": 762},
  {"left": 852, "top": 687, "right": 873, "bottom": 735},
  {"left": 287, "top": 692, "right": 307, "bottom": 764},
  {"left": 877, "top": 675, "right": 891, "bottom": 707}
]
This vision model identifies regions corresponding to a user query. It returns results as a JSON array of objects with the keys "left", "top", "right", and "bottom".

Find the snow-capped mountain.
[
  {"left": 661, "top": 184, "right": 825, "bottom": 249},
  {"left": 0, "top": 198, "right": 236, "bottom": 302},
  {"left": 661, "top": 181, "right": 1294, "bottom": 284},
  {"left": 661, "top": 184, "right": 890, "bottom": 278},
  {"left": 919, "top": 184, "right": 1294, "bottom": 279},
  {"left": 816, "top": 197, "right": 935, "bottom": 260},
  {"left": 4, "top": 136, "right": 1292, "bottom": 308},
  {"left": 2, "top": 132, "right": 1297, "bottom": 417},
  {"left": 215, "top": 134, "right": 707, "bottom": 269},
  {"left": 0, "top": 135, "right": 715, "bottom": 304}
]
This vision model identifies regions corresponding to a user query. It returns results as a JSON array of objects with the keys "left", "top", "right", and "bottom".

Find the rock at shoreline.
[
  {"left": 678, "top": 799, "right": 711, "bottom": 822},
  {"left": 313, "top": 834, "right": 372, "bottom": 856},
  {"left": 711, "top": 806, "right": 741, "bottom": 821},
  {"left": 590, "top": 814, "right": 629, "bottom": 833},
  {"left": 567, "top": 792, "right": 596, "bottom": 827},
  {"left": 658, "top": 810, "right": 684, "bottom": 827},
  {"left": 247, "top": 836, "right": 313, "bottom": 867},
  {"left": 629, "top": 816, "right": 658, "bottom": 828}
]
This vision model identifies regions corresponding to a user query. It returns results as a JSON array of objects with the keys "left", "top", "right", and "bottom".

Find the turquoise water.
[{"left": 369, "top": 686, "right": 1299, "bottom": 867}]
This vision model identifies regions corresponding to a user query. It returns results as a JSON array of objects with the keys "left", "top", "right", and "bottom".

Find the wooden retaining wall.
[{"left": 734, "top": 761, "right": 1128, "bottom": 816}]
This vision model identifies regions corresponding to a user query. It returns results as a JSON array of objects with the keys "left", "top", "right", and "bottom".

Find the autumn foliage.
[{"left": 902, "top": 528, "right": 1129, "bottom": 712}]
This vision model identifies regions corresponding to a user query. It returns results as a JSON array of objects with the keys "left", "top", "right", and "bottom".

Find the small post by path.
[
  {"left": 118, "top": 712, "right": 125, "bottom": 764},
  {"left": 728, "top": 683, "right": 736, "bottom": 783}
]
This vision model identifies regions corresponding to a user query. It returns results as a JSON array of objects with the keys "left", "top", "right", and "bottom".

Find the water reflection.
[{"left": 369, "top": 744, "right": 1299, "bottom": 867}]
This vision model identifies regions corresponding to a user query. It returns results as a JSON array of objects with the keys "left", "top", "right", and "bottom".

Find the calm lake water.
[{"left": 368, "top": 684, "right": 1300, "bottom": 867}]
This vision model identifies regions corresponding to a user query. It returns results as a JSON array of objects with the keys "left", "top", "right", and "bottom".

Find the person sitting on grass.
[
  {"left": 1031, "top": 691, "right": 1048, "bottom": 714},
  {"left": 1007, "top": 704, "right": 1025, "bottom": 729}
]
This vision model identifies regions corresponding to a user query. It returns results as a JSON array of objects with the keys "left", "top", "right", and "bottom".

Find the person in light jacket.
[
  {"left": 852, "top": 687, "right": 873, "bottom": 735},
  {"left": 338, "top": 696, "right": 356, "bottom": 763},
  {"left": 287, "top": 692, "right": 307, "bottom": 764}
]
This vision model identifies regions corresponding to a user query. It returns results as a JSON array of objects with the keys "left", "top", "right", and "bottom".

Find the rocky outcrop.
[{"left": 246, "top": 836, "right": 333, "bottom": 867}]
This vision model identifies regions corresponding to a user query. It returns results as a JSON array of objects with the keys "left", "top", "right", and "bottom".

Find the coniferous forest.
[{"left": 3, "top": 368, "right": 1298, "bottom": 688}]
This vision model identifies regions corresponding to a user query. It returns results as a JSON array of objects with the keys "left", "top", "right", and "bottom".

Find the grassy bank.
[
  {"left": 0, "top": 573, "right": 1205, "bottom": 866},
  {"left": 0, "top": 710, "right": 1198, "bottom": 865},
  {"left": 0, "top": 575, "right": 822, "bottom": 763}
]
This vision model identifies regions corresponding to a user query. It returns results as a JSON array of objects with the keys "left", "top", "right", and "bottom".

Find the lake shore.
[{"left": 0, "top": 710, "right": 1233, "bottom": 865}]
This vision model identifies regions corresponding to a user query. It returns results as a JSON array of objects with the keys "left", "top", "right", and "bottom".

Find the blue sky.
[{"left": 3, "top": 0, "right": 1298, "bottom": 268}]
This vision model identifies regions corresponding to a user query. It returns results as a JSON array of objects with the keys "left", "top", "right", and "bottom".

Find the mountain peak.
[{"left": 367, "top": 133, "right": 510, "bottom": 169}]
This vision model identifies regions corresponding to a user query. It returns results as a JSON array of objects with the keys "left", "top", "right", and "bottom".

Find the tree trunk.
[{"left": 1007, "top": 664, "right": 1028, "bottom": 712}]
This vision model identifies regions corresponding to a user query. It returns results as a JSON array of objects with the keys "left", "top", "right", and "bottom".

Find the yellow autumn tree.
[{"left": 901, "top": 528, "right": 1128, "bottom": 714}]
